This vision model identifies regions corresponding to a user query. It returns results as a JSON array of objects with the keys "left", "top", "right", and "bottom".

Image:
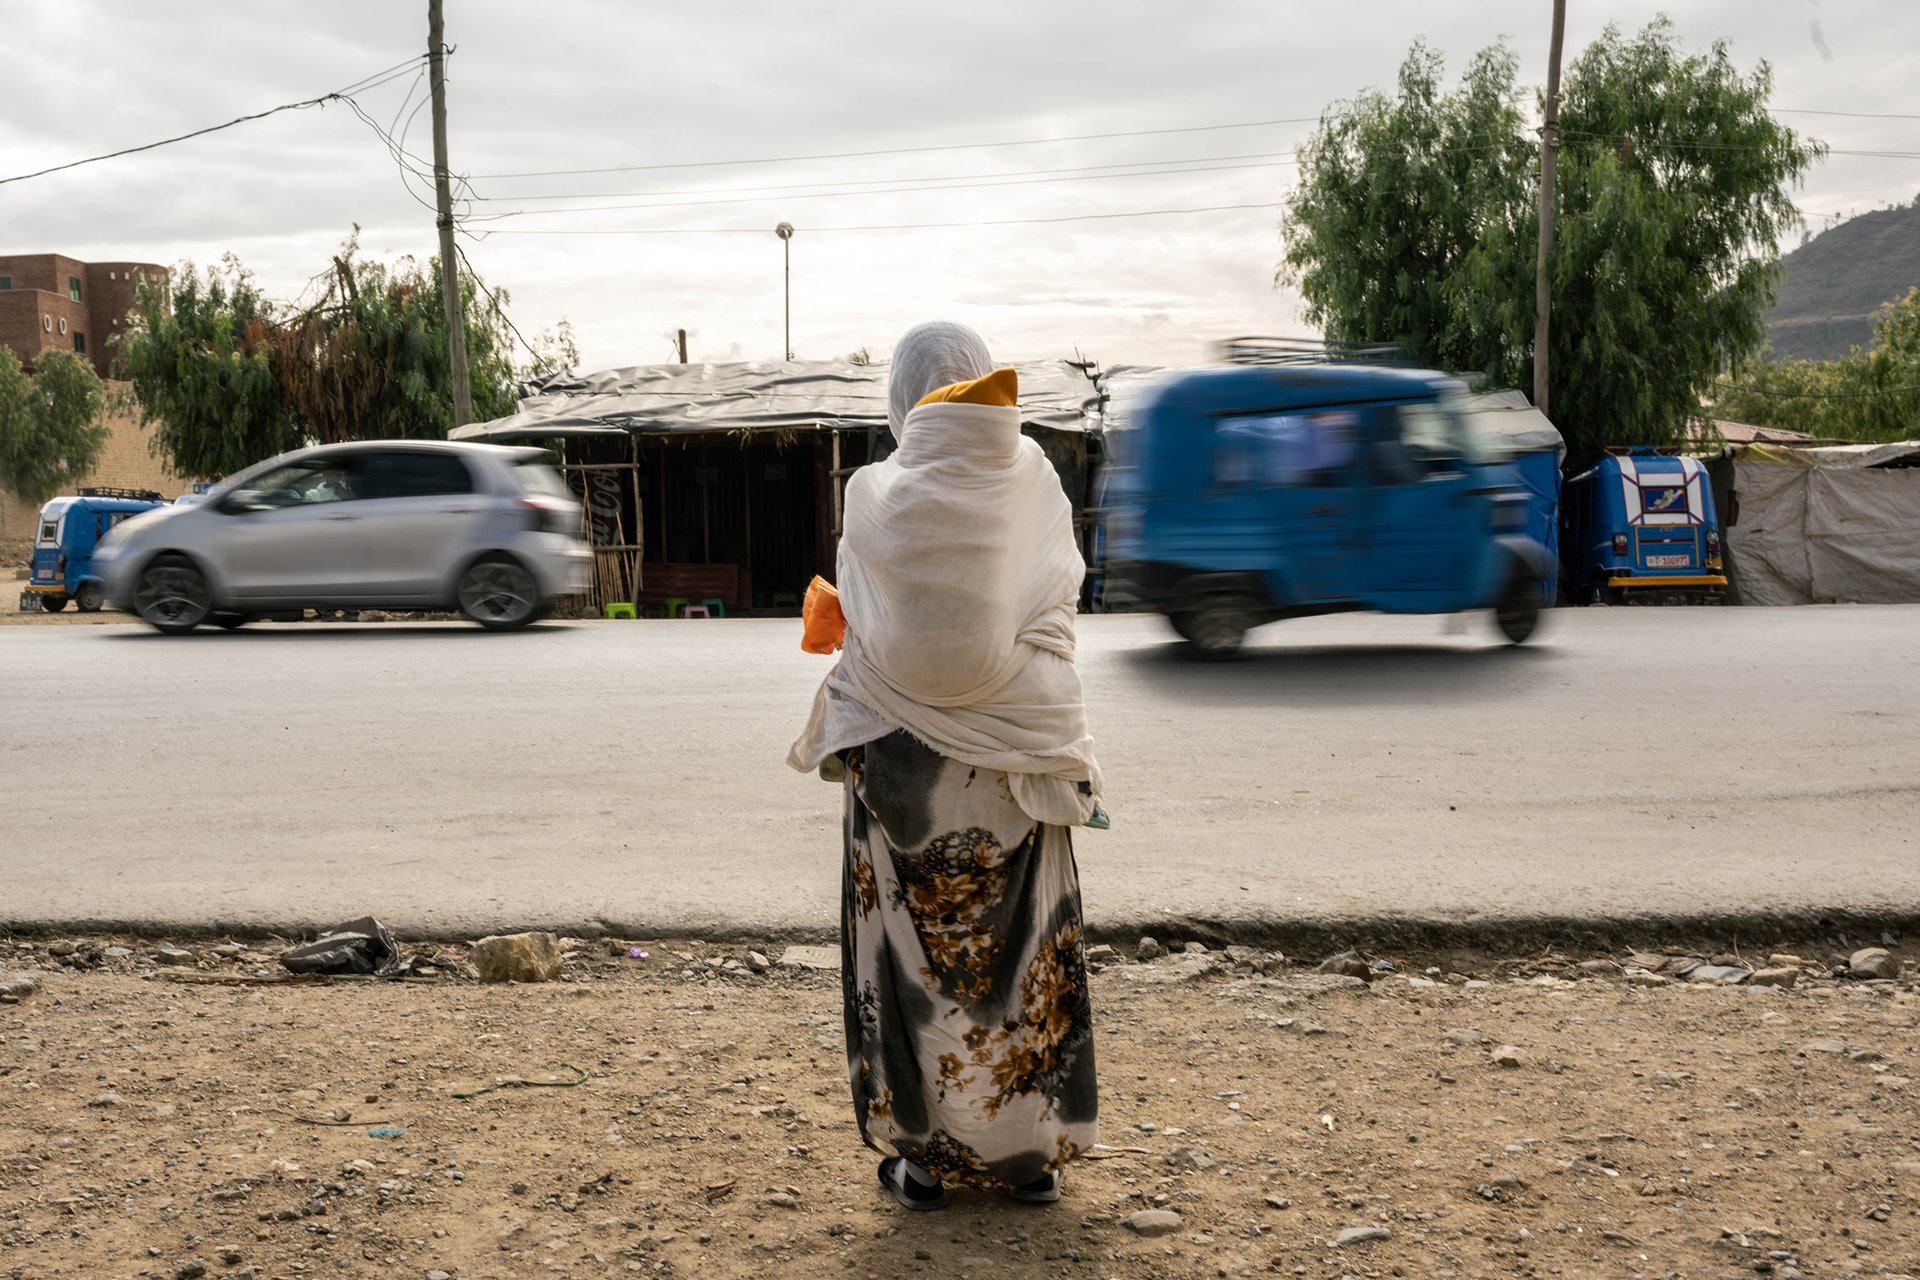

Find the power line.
[
  {"left": 474, "top": 201, "right": 1282, "bottom": 237},
  {"left": 1713, "top": 378, "right": 1920, "bottom": 400},
  {"left": 473, "top": 149, "right": 1300, "bottom": 203},
  {"left": 1774, "top": 107, "right": 1920, "bottom": 120},
  {"left": 454, "top": 243, "right": 546, "bottom": 367},
  {"left": 465, "top": 158, "right": 1297, "bottom": 221},
  {"left": 0, "top": 55, "right": 428, "bottom": 187},
  {"left": 468, "top": 116, "right": 1323, "bottom": 181}
]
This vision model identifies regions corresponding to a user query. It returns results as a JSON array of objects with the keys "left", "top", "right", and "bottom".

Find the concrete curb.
[{"left": 4, "top": 906, "right": 1913, "bottom": 957}]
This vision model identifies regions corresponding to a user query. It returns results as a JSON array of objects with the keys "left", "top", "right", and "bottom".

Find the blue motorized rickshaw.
[
  {"left": 1100, "top": 363, "right": 1552, "bottom": 656},
  {"left": 1561, "top": 449, "right": 1727, "bottom": 604},
  {"left": 22, "top": 487, "right": 170, "bottom": 612}
]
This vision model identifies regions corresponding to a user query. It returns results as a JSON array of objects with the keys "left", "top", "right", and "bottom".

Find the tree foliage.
[
  {"left": 1712, "top": 288, "right": 1920, "bottom": 440},
  {"left": 119, "top": 255, "right": 294, "bottom": 482},
  {"left": 115, "top": 233, "right": 576, "bottom": 480},
  {"left": 0, "top": 347, "right": 110, "bottom": 506},
  {"left": 1280, "top": 18, "right": 1824, "bottom": 466}
]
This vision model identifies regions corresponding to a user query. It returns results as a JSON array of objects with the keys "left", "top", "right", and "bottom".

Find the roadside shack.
[{"left": 452, "top": 359, "right": 1103, "bottom": 615}]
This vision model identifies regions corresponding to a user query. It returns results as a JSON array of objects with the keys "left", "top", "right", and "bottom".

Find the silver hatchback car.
[{"left": 98, "top": 440, "right": 591, "bottom": 633}]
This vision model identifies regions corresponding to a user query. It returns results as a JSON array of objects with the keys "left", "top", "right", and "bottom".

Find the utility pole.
[
  {"left": 676, "top": 328, "right": 688, "bottom": 363},
  {"left": 1533, "top": 0, "right": 1567, "bottom": 419},
  {"left": 429, "top": 0, "right": 472, "bottom": 428}
]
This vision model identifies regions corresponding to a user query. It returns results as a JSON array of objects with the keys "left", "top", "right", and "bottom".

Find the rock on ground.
[
  {"left": 1851, "top": 947, "right": 1902, "bottom": 980},
  {"left": 1121, "top": 1209, "right": 1183, "bottom": 1237},
  {"left": 469, "top": 932, "right": 563, "bottom": 983}
]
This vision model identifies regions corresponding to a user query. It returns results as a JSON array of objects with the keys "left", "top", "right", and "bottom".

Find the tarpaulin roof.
[
  {"left": 1727, "top": 439, "right": 1920, "bottom": 469},
  {"left": 1463, "top": 389, "right": 1565, "bottom": 459},
  {"left": 451, "top": 359, "right": 1103, "bottom": 443}
]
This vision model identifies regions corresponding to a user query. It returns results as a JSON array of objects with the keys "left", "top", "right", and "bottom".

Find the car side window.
[
  {"left": 1371, "top": 402, "right": 1472, "bottom": 485},
  {"left": 361, "top": 451, "right": 476, "bottom": 500},
  {"left": 249, "top": 459, "right": 359, "bottom": 507},
  {"left": 1213, "top": 412, "right": 1358, "bottom": 488}
]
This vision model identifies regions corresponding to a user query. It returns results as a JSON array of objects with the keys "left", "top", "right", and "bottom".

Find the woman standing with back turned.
[{"left": 789, "top": 321, "right": 1103, "bottom": 1211}]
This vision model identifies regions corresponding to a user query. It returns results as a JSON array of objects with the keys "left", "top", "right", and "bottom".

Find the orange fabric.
[
  {"left": 913, "top": 366, "right": 1019, "bottom": 410},
  {"left": 801, "top": 575, "right": 846, "bottom": 654}
]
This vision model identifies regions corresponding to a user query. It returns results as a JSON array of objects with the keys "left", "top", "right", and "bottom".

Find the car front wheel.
[
  {"left": 457, "top": 554, "right": 546, "bottom": 630},
  {"left": 135, "top": 554, "right": 214, "bottom": 634}
]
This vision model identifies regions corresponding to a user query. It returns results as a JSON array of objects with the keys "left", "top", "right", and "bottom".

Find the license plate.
[
  {"left": 1647, "top": 554, "right": 1690, "bottom": 568},
  {"left": 35, "top": 569, "right": 52, "bottom": 579}
]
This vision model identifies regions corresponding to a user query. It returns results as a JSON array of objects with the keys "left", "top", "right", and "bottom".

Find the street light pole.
[{"left": 775, "top": 222, "right": 794, "bottom": 360}]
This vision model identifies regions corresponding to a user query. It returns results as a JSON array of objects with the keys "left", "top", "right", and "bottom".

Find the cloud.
[{"left": 5, "top": 0, "right": 1916, "bottom": 379}]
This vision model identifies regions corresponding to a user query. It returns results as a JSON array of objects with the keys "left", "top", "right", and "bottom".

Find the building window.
[
  {"left": 74, "top": 333, "right": 86, "bottom": 355},
  {"left": 68, "top": 277, "right": 82, "bottom": 301},
  {"left": 58, "top": 317, "right": 68, "bottom": 335},
  {"left": 0, "top": 275, "right": 12, "bottom": 290}
]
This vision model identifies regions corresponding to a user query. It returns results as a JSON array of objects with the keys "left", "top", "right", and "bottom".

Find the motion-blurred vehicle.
[
  {"left": 1100, "top": 363, "right": 1552, "bottom": 656},
  {"left": 1560, "top": 448, "right": 1727, "bottom": 604},
  {"left": 96, "top": 441, "right": 590, "bottom": 634},
  {"left": 21, "top": 488, "right": 171, "bottom": 613}
]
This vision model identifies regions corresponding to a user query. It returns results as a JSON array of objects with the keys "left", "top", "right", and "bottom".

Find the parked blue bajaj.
[
  {"left": 1560, "top": 449, "right": 1727, "bottom": 604},
  {"left": 23, "top": 488, "right": 170, "bottom": 613},
  {"left": 1100, "top": 364, "right": 1552, "bottom": 657}
]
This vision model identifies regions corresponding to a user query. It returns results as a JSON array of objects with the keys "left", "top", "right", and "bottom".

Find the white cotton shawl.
[{"left": 787, "top": 399, "right": 1102, "bottom": 826}]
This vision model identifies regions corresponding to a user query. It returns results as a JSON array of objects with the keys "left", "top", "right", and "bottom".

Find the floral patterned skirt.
[{"left": 841, "top": 730, "right": 1098, "bottom": 1191}]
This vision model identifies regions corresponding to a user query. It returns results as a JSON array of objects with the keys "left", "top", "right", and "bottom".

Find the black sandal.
[
  {"left": 1007, "top": 1169, "right": 1062, "bottom": 1204},
  {"left": 878, "top": 1156, "right": 949, "bottom": 1211}
]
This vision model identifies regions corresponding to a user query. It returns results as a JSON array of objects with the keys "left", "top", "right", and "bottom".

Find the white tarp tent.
[{"left": 1727, "top": 441, "right": 1920, "bottom": 604}]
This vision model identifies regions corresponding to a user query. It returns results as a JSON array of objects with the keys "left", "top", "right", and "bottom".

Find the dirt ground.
[{"left": 3, "top": 935, "right": 1917, "bottom": 1280}]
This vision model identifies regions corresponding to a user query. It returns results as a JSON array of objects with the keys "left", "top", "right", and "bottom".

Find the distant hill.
[{"left": 1765, "top": 201, "right": 1920, "bottom": 360}]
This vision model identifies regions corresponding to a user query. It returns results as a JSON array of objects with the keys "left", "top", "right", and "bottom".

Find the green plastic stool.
[
  {"left": 699, "top": 597, "right": 727, "bottom": 618},
  {"left": 661, "top": 596, "right": 690, "bottom": 619},
  {"left": 603, "top": 602, "right": 636, "bottom": 620}
]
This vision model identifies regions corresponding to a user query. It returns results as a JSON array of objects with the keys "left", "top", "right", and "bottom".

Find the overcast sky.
[{"left": 5, "top": 1, "right": 1916, "bottom": 375}]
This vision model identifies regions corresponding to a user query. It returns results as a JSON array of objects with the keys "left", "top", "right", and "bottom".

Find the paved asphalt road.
[{"left": 3, "top": 608, "right": 1916, "bottom": 944}]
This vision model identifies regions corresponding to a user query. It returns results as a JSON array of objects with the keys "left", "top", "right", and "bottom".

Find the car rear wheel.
[
  {"left": 457, "top": 554, "right": 545, "bottom": 630},
  {"left": 135, "top": 554, "right": 213, "bottom": 634},
  {"left": 40, "top": 592, "right": 69, "bottom": 613},
  {"left": 1495, "top": 573, "right": 1541, "bottom": 645},
  {"left": 74, "top": 581, "right": 104, "bottom": 612}
]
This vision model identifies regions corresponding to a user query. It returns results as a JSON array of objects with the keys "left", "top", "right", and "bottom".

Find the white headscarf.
[
  {"left": 789, "top": 322, "right": 1101, "bottom": 825},
  {"left": 886, "top": 320, "right": 997, "bottom": 438}
]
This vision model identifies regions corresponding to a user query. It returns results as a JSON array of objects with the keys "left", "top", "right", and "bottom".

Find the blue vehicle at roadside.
[
  {"left": 1100, "top": 362, "right": 1552, "bottom": 656},
  {"left": 22, "top": 488, "right": 170, "bottom": 613},
  {"left": 1560, "top": 449, "right": 1727, "bottom": 604}
]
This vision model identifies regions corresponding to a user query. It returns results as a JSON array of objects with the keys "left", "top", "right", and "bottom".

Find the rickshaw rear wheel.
[
  {"left": 1183, "top": 604, "right": 1250, "bottom": 660},
  {"left": 40, "top": 593, "right": 69, "bottom": 613},
  {"left": 74, "top": 581, "right": 104, "bottom": 612},
  {"left": 1495, "top": 575, "right": 1541, "bottom": 645}
]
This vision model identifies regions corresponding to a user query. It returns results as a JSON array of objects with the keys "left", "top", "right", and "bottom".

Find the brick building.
[
  {"left": 1, "top": 253, "right": 180, "bottom": 566},
  {"left": 0, "top": 252, "right": 166, "bottom": 377}
]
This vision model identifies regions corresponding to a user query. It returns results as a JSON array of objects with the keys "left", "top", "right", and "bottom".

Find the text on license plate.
[{"left": 1647, "top": 554, "right": 1691, "bottom": 568}]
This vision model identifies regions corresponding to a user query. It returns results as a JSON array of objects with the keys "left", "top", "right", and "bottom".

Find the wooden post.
[
  {"left": 676, "top": 328, "right": 688, "bottom": 363},
  {"left": 427, "top": 0, "right": 472, "bottom": 428},
  {"left": 1533, "top": 0, "right": 1567, "bottom": 419}
]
